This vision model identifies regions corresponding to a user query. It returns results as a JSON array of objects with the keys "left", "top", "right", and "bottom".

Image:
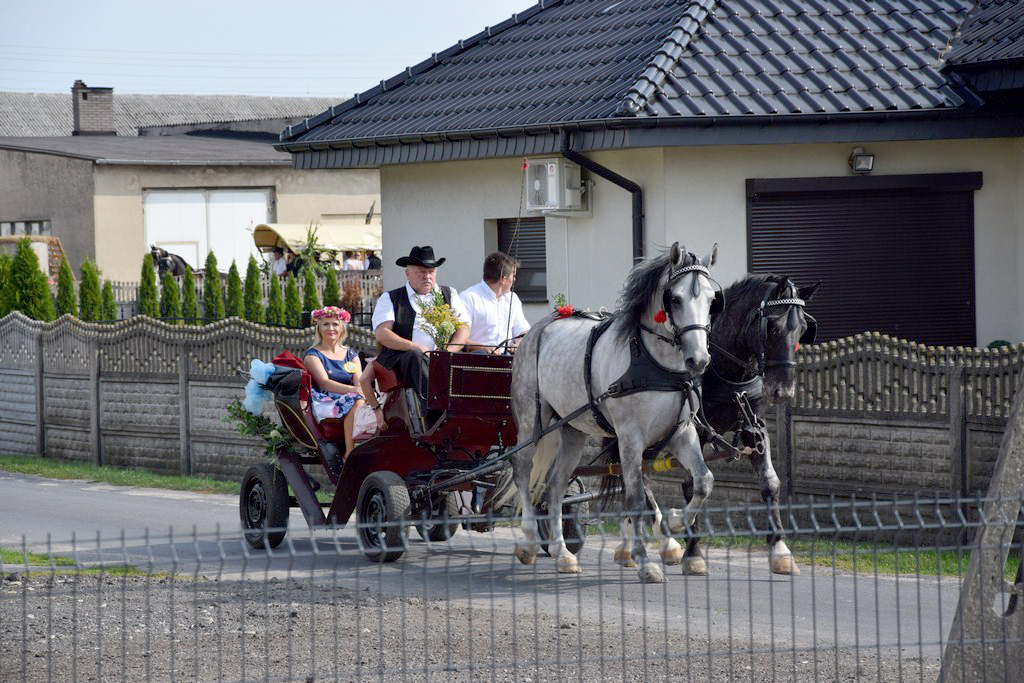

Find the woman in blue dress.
[{"left": 302, "top": 306, "right": 365, "bottom": 461}]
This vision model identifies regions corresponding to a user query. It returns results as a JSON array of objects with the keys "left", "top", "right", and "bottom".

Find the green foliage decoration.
[
  {"left": 284, "top": 274, "right": 302, "bottom": 328},
  {"left": 101, "top": 281, "right": 117, "bottom": 322},
  {"left": 322, "top": 267, "right": 340, "bottom": 308},
  {"left": 78, "top": 260, "right": 102, "bottom": 322},
  {"left": 225, "top": 399, "right": 293, "bottom": 459},
  {"left": 266, "top": 273, "right": 284, "bottom": 326},
  {"left": 181, "top": 265, "right": 199, "bottom": 325},
  {"left": 244, "top": 256, "right": 263, "bottom": 323},
  {"left": 138, "top": 252, "right": 159, "bottom": 318},
  {"left": 160, "top": 271, "right": 181, "bottom": 321},
  {"left": 225, "top": 260, "right": 244, "bottom": 318},
  {"left": 56, "top": 255, "right": 77, "bottom": 317},
  {"left": 203, "top": 251, "right": 225, "bottom": 323}
]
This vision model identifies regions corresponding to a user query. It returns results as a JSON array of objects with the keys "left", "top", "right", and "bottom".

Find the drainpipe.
[{"left": 559, "top": 132, "right": 644, "bottom": 262}]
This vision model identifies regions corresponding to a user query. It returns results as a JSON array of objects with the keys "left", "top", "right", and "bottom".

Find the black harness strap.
[{"left": 584, "top": 316, "right": 617, "bottom": 435}]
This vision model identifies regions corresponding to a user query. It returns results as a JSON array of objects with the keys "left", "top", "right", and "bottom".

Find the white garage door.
[{"left": 144, "top": 189, "right": 269, "bottom": 271}]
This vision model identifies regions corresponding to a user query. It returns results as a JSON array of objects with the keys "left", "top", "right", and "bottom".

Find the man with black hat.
[{"left": 369, "top": 245, "right": 471, "bottom": 412}]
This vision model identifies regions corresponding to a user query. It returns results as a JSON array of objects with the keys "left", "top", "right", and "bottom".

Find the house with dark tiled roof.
[
  {"left": 278, "top": 0, "right": 1024, "bottom": 347},
  {"left": 0, "top": 82, "right": 377, "bottom": 280}
]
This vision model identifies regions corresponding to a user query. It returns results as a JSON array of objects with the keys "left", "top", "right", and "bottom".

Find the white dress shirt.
[
  {"left": 371, "top": 283, "right": 470, "bottom": 351},
  {"left": 271, "top": 256, "right": 287, "bottom": 276},
  {"left": 461, "top": 279, "right": 530, "bottom": 349}
]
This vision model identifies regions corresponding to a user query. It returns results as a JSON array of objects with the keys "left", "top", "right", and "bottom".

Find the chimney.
[{"left": 71, "top": 80, "right": 116, "bottom": 135}]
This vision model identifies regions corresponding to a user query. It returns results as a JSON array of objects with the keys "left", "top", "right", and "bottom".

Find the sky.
[{"left": 1, "top": 0, "right": 535, "bottom": 97}]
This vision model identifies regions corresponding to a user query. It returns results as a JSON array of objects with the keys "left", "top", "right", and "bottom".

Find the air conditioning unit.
[{"left": 525, "top": 158, "right": 588, "bottom": 213}]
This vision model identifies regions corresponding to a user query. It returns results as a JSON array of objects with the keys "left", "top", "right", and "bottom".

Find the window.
[
  {"left": 498, "top": 217, "right": 546, "bottom": 303},
  {"left": 1, "top": 220, "right": 51, "bottom": 236},
  {"left": 747, "top": 173, "right": 981, "bottom": 346}
]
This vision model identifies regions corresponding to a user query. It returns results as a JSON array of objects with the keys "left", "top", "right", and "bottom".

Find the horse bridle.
[
  {"left": 641, "top": 260, "right": 724, "bottom": 350},
  {"left": 756, "top": 286, "right": 816, "bottom": 370}
]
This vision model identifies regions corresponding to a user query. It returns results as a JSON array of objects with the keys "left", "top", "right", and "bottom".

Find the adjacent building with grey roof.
[{"left": 277, "top": 0, "right": 1024, "bottom": 349}]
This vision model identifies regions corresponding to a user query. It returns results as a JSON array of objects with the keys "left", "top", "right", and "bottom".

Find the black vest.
[{"left": 377, "top": 285, "right": 452, "bottom": 363}]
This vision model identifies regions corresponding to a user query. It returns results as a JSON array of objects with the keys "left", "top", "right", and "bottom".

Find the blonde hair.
[{"left": 312, "top": 316, "right": 348, "bottom": 346}]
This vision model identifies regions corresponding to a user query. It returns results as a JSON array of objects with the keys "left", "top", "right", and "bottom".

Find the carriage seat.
[
  {"left": 369, "top": 360, "right": 428, "bottom": 434},
  {"left": 370, "top": 361, "right": 405, "bottom": 393}
]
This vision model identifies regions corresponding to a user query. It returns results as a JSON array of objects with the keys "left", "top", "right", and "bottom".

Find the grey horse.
[{"left": 499, "top": 243, "right": 718, "bottom": 583}]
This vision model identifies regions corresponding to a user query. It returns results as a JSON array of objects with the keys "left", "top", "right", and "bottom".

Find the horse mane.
[{"left": 613, "top": 248, "right": 698, "bottom": 342}]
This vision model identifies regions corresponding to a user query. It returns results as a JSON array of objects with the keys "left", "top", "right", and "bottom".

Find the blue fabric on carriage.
[{"left": 303, "top": 347, "right": 360, "bottom": 423}]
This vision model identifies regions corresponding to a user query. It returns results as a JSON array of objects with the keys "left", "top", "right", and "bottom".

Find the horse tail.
[{"left": 596, "top": 437, "right": 625, "bottom": 512}]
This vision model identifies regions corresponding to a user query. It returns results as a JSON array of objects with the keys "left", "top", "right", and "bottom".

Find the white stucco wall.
[
  {"left": 94, "top": 166, "right": 379, "bottom": 280},
  {"left": 378, "top": 138, "right": 1022, "bottom": 346}
]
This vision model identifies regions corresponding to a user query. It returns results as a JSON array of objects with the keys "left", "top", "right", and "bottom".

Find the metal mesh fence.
[{"left": 2, "top": 496, "right": 1021, "bottom": 682}]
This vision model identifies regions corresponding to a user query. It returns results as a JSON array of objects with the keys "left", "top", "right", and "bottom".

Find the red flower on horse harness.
[
  {"left": 556, "top": 305, "right": 573, "bottom": 318},
  {"left": 653, "top": 310, "right": 667, "bottom": 324}
]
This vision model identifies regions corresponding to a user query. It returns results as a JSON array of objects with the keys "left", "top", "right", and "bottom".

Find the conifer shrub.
[
  {"left": 56, "top": 255, "right": 77, "bottom": 317},
  {"left": 244, "top": 256, "right": 263, "bottom": 323},
  {"left": 284, "top": 274, "right": 302, "bottom": 328},
  {"left": 225, "top": 260, "right": 243, "bottom": 318},
  {"left": 0, "top": 253, "right": 12, "bottom": 317},
  {"left": 302, "top": 266, "right": 319, "bottom": 315},
  {"left": 101, "top": 281, "right": 117, "bottom": 322},
  {"left": 138, "top": 253, "right": 159, "bottom": 318},
  {"left": 203, "top": 252, "right": 225, "bottom": 323},
  {"left": 266, "top": 274, "right": 284, "bottom": 326},
  {"left": 160, "top": 271, "right": 181, "bottom": 321},
  {"left": 181, "top": 265, "right": 199, "bottom": 325},
  {"left": 9, "top": 237, "right": 54, "bottom": 321},
  {"left": 78, "top": 260, "right": 102, "bottom": 322},
  {"left": 322, "top": 267, "right": 340, "bottom": 308}
]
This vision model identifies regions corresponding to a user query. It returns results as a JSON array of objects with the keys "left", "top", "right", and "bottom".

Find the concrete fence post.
[{"left": 949, "top": 366, "right": 968, "bottom": 495}]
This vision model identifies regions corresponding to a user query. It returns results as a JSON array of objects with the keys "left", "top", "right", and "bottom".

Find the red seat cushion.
[{"left": 372, "top": 360, "right": 404, "bottom": 393}]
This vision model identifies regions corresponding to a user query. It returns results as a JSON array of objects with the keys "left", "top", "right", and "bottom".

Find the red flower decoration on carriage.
[
  {"left": 556, "top": 305, "right": 573, "bottom": 318},
  {"left": 653, "top": 310, "right": 667, "bottom": 324}
]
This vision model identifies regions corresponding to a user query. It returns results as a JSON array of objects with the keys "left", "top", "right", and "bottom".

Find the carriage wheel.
[
  {"left": 415, "top": 492, "right": 460, "bottom": 543},
  {"left": 240, "top": 463, "right": 290, "bottom": 549},
  {"left": 538, "top": 478, "right": 588, "bottom": 557},
  {"left": 356, "top": 471, "right": 411, "bottom": 562}
]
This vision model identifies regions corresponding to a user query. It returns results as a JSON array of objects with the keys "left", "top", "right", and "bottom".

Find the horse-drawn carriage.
[
  {"left": 240, "top": 349, "right": 588, "bottom": 562},
  {"left": 239, "top": 242, "right": 818, "bottom": 582}
]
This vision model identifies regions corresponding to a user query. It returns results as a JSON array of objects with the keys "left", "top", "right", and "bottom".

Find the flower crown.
[{"left": 312, "top": 306, "right": 351, "bottom": 323}]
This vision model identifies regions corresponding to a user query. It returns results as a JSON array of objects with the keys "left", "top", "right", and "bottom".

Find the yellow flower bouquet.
[{"left": 417, "top": 290, "right": 467, "bottom": 349}]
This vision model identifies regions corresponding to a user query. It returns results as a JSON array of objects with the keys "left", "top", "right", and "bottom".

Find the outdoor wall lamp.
[{"left": 849, "top": 147, "right": 875, "bottom": 174}]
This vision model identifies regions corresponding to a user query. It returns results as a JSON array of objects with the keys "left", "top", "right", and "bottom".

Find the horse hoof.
[
  {"left": 614, "top": 546, "right": 637, "bottom": 568},
  {"left": 556, "top": 555, "right": 581, "bottom": 574},
  {"left": 514, "top": 544, "right": 537, "bottom": 565},
  {"left": 638, "top": 563, "right": 666, "bottom": 583},
  {"left": 660, "top": 546, "right": 684, "bottom": 566},
  {"left": 682, "top": 557, "right": 708, "bottom": 576},
  {"left": 770, "top": 555, "right": 800, "bottom": 575}
]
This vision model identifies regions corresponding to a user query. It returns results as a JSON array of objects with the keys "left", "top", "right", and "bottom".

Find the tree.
[
  {"left": 0, "top": 252, "right": 13, "bottom": 317},
  {"left": 322, "top": 267, "right": 340, "bottom": 308},
  {"left": 101, "top": 281, "right": 117, "bottom": 322},
  {"left": 160, "top": 271, "right": 181, "bottom": 321},
  {"left": 284, "top": 274, "right": 302, "bottom": 328},
  {"left": 78, "top": 260, "right": 102, "bottom": 322},
  {"left": 181, "top": 265, "right": 199, "bottom": 325},
  {"left": 9, "top": 237, "right": 54, "bottom": 321},
  {"left": 56, "top": 255, "right": 77, "bottom": 317},
  {"left": 302, "top": 266, "right": 319, "bottom": 315},
  {"left": 138, "top": 252, "right": 159, "bottom": 318},
  {"left": 225, "top": 260, "right": 243, "bottom": 318},
  {"left": 203, "top": 251, "right": 225, "bottom": 323},
  {"left": 244, "top": 256, "right": 263, "bottom": 323},
  {"left": 266, "top": 273, "right": 284, "bottom": 326}
]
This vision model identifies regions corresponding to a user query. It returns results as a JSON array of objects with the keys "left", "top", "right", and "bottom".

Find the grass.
[
  {"left": 0, "top": 454, "right": 238, "bottom": 494},
  {"left": 0, "top": 545, "right": 160, "bottom": 578}
]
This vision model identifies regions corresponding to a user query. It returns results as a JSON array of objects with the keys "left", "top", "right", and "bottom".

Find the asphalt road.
[{"left": 1, "top": 471, "right": 962, "bottom": 672}]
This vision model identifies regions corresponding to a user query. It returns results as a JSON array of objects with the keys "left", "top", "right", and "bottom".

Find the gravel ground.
[{"left": 1, "top": 570, "right": 940, "bottom": 683}]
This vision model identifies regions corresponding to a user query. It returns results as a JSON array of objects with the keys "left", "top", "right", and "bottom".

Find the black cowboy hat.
[{"left": 396, "top": 245, "right": 446, "bottom": 268}]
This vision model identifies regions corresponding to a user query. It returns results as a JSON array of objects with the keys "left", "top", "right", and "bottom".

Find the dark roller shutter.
[
  {"left": 498, "top": 217, "right": 546, "bottom": 303},
  {"left": 747, "top": 174, "right": 981, "bottom": 347}
]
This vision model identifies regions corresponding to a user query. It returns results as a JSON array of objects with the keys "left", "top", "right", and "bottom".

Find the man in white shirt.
[
  {"left": 270, "top": 247, "right": 288, "bottom": 277},
  {"left": 461, "top": 252, "right": 530, "bottom": 354},
  {"left": 370, "top": 245, "right": 471, "bottom": 405}
]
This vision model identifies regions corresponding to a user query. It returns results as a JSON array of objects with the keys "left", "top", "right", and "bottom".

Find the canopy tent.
[{"left": 253, "top": 216, "right": 382, "bottom": 255}]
